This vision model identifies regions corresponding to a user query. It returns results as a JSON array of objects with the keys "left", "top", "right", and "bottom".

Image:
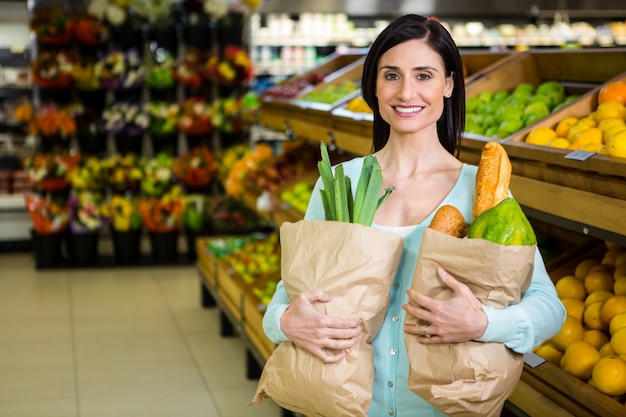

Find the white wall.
[{"left": 0, "top": 1, "right": 30, "bottom": 49}]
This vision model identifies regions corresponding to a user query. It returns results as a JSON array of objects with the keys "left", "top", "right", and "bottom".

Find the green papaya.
[{"left": 467, "top": 197, "right": 537, "bottom": 246}]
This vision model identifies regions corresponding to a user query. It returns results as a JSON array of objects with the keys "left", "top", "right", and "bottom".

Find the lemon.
[
  {"left": 581, "top": 143, "right": 604, "bottom": 152},
  {"left": 604, "top": 125, "right": 626, "bottom": 143},
  {"left": 611, "top": 327, "right": 626, "bottom": 356},
  {"left": 566, "top": 122, "right": 591, "bottom": 142},
  {"left": 561, "top": 340, "right": 600, "bottom": 380},
  {"left": 555, "top": 116, "right": 579, "bottom": 137},
  {"left": 579, "top": 117, "right": 598, "bottom": 127},
  {"left": 597, "top": 117, "right": 625, "bottom": 132},
  {"left": 595, "top": 100, "right": 626, "bottom": 121},
  {"left": 556, "top": 275, "right": 587, "bottom": 300},
  {"left": 573, "top": 127, "right": 603, "bottom": 146},
  {"left": 583, "top": 329, "right": 610, "bottom": 350},
  {"left": 548, "top": 138, "right": 571, "bottom": 148},
  {"left": 533, "top": 343, "right": 564, "bottom": 365},
  {"left": 592, "top": 356, "right": 626, "bottom": 396},
  {"left": 526, "top": 127, "right": 558, "bottom": 145},
  {"left": 610, "top": 311, "right": 626, "bottom": 335},
  {"left": 551, "top": 315, "right": 585, "bottom": 351},
  {"left": 606, "top": 129, "right": 626, "bottom": 158}
]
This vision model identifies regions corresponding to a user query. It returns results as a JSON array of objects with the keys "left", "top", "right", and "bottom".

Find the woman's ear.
[{"left": 444, "top": 72, "right": 455, "bottom": 98}]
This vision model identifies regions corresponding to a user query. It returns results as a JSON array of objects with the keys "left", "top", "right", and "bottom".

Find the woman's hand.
[
  {"left": 281, "top": 290, "right": 363, "bottom": 363},
  {"left": 403, "top": 267, "right": 488, "bottom": 343}
]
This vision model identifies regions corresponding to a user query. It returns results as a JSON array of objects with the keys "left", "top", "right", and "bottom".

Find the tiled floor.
[{"left": 0, "top": 251, "right": 282, "bottom": 417}]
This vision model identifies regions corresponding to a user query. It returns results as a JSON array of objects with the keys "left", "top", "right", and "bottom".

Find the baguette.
[
  {"left": 429, "top": 205, "right": 468, "bottom": 238},
  {"left": 472, "top": 142, "right": 512, "bottom": 220}
]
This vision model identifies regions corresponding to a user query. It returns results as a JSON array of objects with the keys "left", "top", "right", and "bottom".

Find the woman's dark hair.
[{"left": 362, "top": 14, "right": 465, "bottom": 156}]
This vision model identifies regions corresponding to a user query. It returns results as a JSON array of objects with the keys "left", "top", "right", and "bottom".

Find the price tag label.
[
  {"left": 524, "top": 352, "right": 546, "bottom": 368},
  {"left": 565, "top": 150, "right": 596, "bottom": 161}
]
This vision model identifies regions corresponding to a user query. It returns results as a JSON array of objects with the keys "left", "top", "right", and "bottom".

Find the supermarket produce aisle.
[{"left": 0, "top": 252, "right": 281, "bottom": 417}]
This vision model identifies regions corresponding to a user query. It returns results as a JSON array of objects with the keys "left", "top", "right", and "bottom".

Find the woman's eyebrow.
[{"left": 379, "top": 65, "right": 439, "bottom": 72}]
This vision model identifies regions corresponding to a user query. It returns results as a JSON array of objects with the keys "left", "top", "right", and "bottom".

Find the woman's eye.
[
  {"left": 384, "top": 73, "right": 399, "bottom": 80},
  {"left": 417, "top": 73, "right": 431, "bottom": 80}
]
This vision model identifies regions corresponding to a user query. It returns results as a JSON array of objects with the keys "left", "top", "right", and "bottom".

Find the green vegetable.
[
  {"left": 467, "top": 197, "right": 537, "bottom": 246},
  {"left": 317, "top": 141, "right": 394, "bottom": 225}
]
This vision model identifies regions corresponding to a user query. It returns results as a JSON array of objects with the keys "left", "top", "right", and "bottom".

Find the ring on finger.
[{"left": 424, "top": 325, "right": 430, "bottom": 338}]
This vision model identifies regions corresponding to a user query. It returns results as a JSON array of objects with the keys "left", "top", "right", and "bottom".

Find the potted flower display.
[
  {"left": 102, "top": 153, "right": 144, "bottom": 195},
  {"left": 86, "top": 0, "right": 146, "bottom": 51},
  {"left": 74, "top": 108, "right": 108, "bottom": 157},
  {"left": 202, "top": 44, "right": 253, "bottom": 94},
  {"left": 182, "top": 193, "right": 211, "bottom": 260},
  {"left": 33, "top": 103, "right": 77, "bottom": 152},
  {"left": 174, "top": 48, "right": 206, "bottom": 97},
  {"left": 102, "top": 101, "right": 149, "bottom": 155},
  {"left": 212, "top": 96, "right": 246, "bottom": 145},
  {"left": 101, "top": 48, "right": 146, "bottom": 102},
  {"left": 172, "top": 145, "right": 217, "bottom": 193},
  {"left": 67, "top": 190, "right": 110, "bottom": 265},
  {"left": 140, "top": 152, "right": 175, "bottom": 196},
  {"left": 23, "top": 152, "right": 79, "bottom": 195},
  {"left": 145, "top": 50, "right": 177, "bottom": 101},
  {"left": 72, "top": 13, "right": 109, "bottom": 47},
  {"left": 66, "top": 155, "right": 107, "bottom": 192},
  {"left": 145, "top": 101, "right": 180, "bottom": 155},
  {"left": 32, "top": 50, "right": 75, "bottom": 103},
  {"left": 139, "top": 187, "right": 184, "bottom": 263},
  {"left": 25, "top": 194, "right": 69, "bottom": 268},
  {"left": 30, "top": 7, "right": 74, "bottom": 47},
  {"left": 72, "top": 58, "right": 107, "bottom": 113},
  {"left": 109, "top": 194, "right": 143, "bottom": 263},
  {"left": 178, "top": 97, "right": 213, "bottom": 149}
]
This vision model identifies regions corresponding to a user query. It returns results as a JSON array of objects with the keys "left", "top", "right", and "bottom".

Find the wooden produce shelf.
[
  {"left": 242, "top": 290, "right": 276, "bottom": 362},
  {"left": 462, "top": 48, "right": 626, "bottom": 148},
  {"left": 216, "top": 260, "right": 248, "bottom": 323},
  {"left": 462, "top": 50, "right": 522, "bottom": 85}
]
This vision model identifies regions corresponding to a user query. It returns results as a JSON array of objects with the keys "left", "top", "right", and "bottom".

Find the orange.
[
  {"left": 584, "top": 269, "right": 615, "bottom": 293},
  {"left": 561, "top": 297, "right": 585, "bottom": 321},
  {"left": 611, "top": 327, "right": 626, "bottom": 356},
  {"left": 525, "top": 127, "right": 558, "bottom": 146},
  {"left": 606, "top": 129, "right": 626, "bottom": 158},
  {"left": 602, "top": 250, "right": 624, "bottom": 267},
  {"left": 584, "top": 301, "right": 609, "bottom": 331},
  {"left": 575, "top": 259, "right": 600, "bottom": 279},
  {"left": 615, "top": 278, "right": 626, "bottom": 296},
  {"left": 583, "top": 329, "right": 610, "bottom": 350},
  {"left": 600, "top": 342, "right": 615, "bottom": 357},
  {"left": 598, "top": 81, "right": 626, "bottom": 105},
  {"left": 551, "top": 314, "right": 585, "bottom": 351},
  {"left": 610, "top": 311, "right": 626, "bottom": 335},
  {"left": 555, "top": 116, "right": 579, "bottom": 137},
  {"left": 591, "top": 356, "right": 626, "bottom": 396},
  {"left": 595, "top": 100, "right": 626, "bottom": 121},
  {"left": 556, "top": 275, "right": 587, "bottom": 300},
  {"left": 600, "top": 295, "right": 626, "bottom": 324},
  {"left": 585, "top": 290, "right": 614, "bottom": 306},
  {"left": 533, "top": 343, "right": 564, "bottom": 366},
  {"left": 560, "top": 340, "right": 600, "bottom": 380},
  {"left": 573, "top": 127, "right": 604, "bottom": 146}
]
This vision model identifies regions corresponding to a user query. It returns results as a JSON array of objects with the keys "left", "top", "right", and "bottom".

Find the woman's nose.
[{"left": 397, "top": 78, "right": 415, "bottom": 101}]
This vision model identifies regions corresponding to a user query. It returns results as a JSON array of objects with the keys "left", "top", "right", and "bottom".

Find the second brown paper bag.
[
  {"left": 404, "top": 227, "right": 536, "bottom": 417},
  {"left": 251, "top": 220, "right": 404, "bottom": 416}
]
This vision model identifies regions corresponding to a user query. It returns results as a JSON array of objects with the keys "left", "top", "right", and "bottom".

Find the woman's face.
[{"left": 375, "top": 38, "right": 454, "bottom": 136}]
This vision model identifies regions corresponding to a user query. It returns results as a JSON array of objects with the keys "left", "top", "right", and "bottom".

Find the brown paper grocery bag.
[
  {"left": 250, "top": 220, "right": 404, "bottom": 417},
  {"left": 404, "top": 227, "right": 536, "bottom": 417}
]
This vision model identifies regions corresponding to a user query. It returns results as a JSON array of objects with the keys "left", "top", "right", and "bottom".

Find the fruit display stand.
[
  {"left": 461, "top": 48, "right": 626, "bottom": 151},
  {"left": 511, "top": 243, "right": 626, "bottom": 417},
  {"left": 461, "top": 49, "right": 522, "bottom": 85},
  {"left": 258, "top": 49, "right": 367, "bottom": 133}
]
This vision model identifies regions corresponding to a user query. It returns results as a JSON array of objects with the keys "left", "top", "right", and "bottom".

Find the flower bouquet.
[
  {"left": 202, "top": 44, "right": 253, "bottom": 87},
  {"left": 145, "top": 101, "right": 180, "bottom": 155},
  {"left": 25, "top": 193, "right": 70, "bottom": 268},
  {"left": 141, "top": 152, "right": 175, "bottom": 196},
  {"left": 72, "top": 59, "right": 107, "bottom": 112},
  {"left": 102, "top": 153, "right": 144, "bottom": 195},
  {"left": 109, "top": 193, "right": 143, "bottom": 263},
  {"left": 139, "top": 188, "right": 185, "bottom": 263},
  {"left": 101, "top": 48, "right": 146, "bottom": 101},
  {"left": 102, "top": 101, "right": 149, "bottom": 154},
  {"left": 24, "top": 152, "right": 79, "bottom": 193},
  {"left": 67, "top": 190, "right": 110, "bottom": 264},
  {"left": 182, "top": 193, "right": 211, "bottom": 260},
  {"left": 212, "top": 97, "right": 244, "bottom": 137},
  {"left": 174, "top": 48, "right": 205, "bottom": 94},
  {"left": 146, "top": 49, "right": 177, "bottom": 101},
  {"left": 207, "top": 193, "right": 270, "bottom": 234},
  {"left": 67, "top": 155, "right": 108, "bottom": 191},
  {"left": 172, "top": 146, "right": 217, "bottom": 191},
  {"left": 72, "top": 13, "right": 109, "bottom": 46},
  {"left": 178, "top": 97, "right": 213, "bottom": 148},
  {"left": 32, "top": 50, "right": 75, "bottom": 92},
  {"left": 34, "top": 103, "right": 77, "bottom": 152},
  {"left": 87, "top": 0, "right": 146, "bottom": 51},
  {"left": 30, "top": 7, "right": 74, "bottom": 46},
  {"left": 25, "top": 193, "right": 69, "bottom": 234},
  {"left": 223, "top": 142, "right": 273, "bottom": 197}
]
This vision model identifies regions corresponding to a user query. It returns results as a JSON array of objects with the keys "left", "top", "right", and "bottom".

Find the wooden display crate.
[
  {"left": 462, "top": 48, "right": 626, "bottom": 149},
  {"left": 330, "top": 101, "right": 373, "bottom": 156},
  {"left": 503, "top": 72, "right": 626, "bottom": 199},
  {"left": 285, "top": 57, "right": 365, "bottom": 144},
  {"left": 242, "top": 289, "right": 276, "bottom": 362},
  {"left": 462, "top": 50, "right": 522, "bottom": 85},
  {"left": 196, "top": 237, "right": 218, "bottom": 289},
  {"left": 216, "top": 260, "right": 247, "bottom": 323},
  {"left": 259, "top": 50, "right": 367, "bottom": 134},
  {"left": 517, "top": 241, "right": 626, "bottom": 417}
]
